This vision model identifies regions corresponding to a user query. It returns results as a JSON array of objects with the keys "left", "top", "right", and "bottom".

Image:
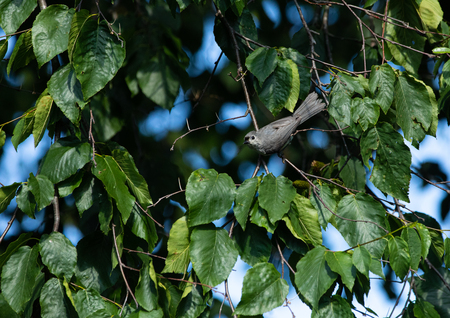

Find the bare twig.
[
  {"left": 37, "top": 0, "right": 47, "bottom": 10},
  {"left": 0, "top": 207, "right": 18, "bottom": 245},
  {"left": 52, "top": 190, "right": 60, "bottom": 232},
  {"left": 112, "top": 223, "right": 138, "bottom": 308},
  {"left": 276, "top": 239, "right": 296, "bottom": 275},
  {"left": 388, "top": 269, "right": 410, "bottom": 318},
  {"left": 412, "top": 171, "right": 450, "bottom": 195},
  {"left": 147, "top": 189, "right": 185, "bottom": 208}
]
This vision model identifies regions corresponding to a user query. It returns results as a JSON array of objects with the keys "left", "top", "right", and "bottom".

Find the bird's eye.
[{"left": 251, "top": 136, "right": 255, "bottom": 140}]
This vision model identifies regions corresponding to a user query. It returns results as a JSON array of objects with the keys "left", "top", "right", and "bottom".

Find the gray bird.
[{"left": 244, "top": 92, "right": 325, "bottom": 155}]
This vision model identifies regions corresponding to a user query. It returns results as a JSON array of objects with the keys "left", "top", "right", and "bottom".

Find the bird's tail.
[{"left": 294, "top": 92, "right": 326, "bottom": 124}]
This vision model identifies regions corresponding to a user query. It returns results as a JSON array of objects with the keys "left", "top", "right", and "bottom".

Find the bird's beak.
[{"left": 243, "top": 138, "right": 249, "bottom": 144}]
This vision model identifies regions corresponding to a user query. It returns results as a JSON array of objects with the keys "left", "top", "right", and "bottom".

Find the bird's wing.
[{"left": 265, "top": 117, "right": 295, "bottom": 131}]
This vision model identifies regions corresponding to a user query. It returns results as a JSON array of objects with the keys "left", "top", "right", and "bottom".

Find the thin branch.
[
  {"left": 37, "top": 0, "right": 47, "bottom": 10},
  {"left": 89, "top": 106, "right": 97, "bottom": 167},
  {"left": 276, "top": 239, "right": 296, "bottom": 275},
  {"left": 171, "top": 113, "right": 248, "bottom": 151},
  {"left": 0, "top": 207, "right": 18, "bottom": 245},
  {"left": 425, "top": 258, "right": 450, "bottom": 293},
  {"left": 147, "top": 189, "right": 185, "bottom": 209},
  {"left": 123, "top": 247, "right": 167, "bottom": 260},
  {"left": 52, "top": 189, "right": 60, "bottom": 232},
  {"left": 412, "top": 171, "right": 450, "bottom": 194},
  {"left": 136, "top": 202, "right": 164, "bottom": 229},
  {"left": 112, "top": 224, "right": 138, "bottom": 308},
  {"left": 388, "top": 270, "right": 410, "bottom": 318}
]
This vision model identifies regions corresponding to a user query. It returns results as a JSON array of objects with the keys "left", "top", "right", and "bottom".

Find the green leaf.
[
  {"left": 40, "top": 137, "right": 92, "bottom": 184},
  {"left": 0, "top": 38, "right": 7, "bottom": 61},
  {"left": 395, "top": 73, "right": 436, "bottom": 147},
  {"left": 259, "top": 174, "right": 296, "bottom": 224},
  {"left": 278, "top": 47, "right": 311, "bottom": 100},
  {"left": 136, "top": 52, "right": 184, "bottom": 109},
  {"left": 175, "top": 283, "right": 209, "bottom": 318},
  {"left": 0, "top": 293, "right": 20, "bottom": 318},
  {"left": 68, "top": 10, "right": 90, "bottom": 62},
  {"left": 135, "top": 260, "right": 159, "bottom": 312},
  {"left": 414, "top": 299, "right": 440, "bottom": 318},
  {"left": 445, "top": 237, "right": 450, "bottom": 268},
  {"left": 0, "top": 182, "right": 20, "bottom": 213},
  {"left": 39, "top": 232, "right": 77, "bottom": 280},
  {"left": 294, "top": 246, "right": 338, "bottom": 309},
  {"left": 73, "top": 19, "right": 126, "bottom": 100},
  {"left": 386, "top": 0, "right": 426, "bottom": 75},
  {"left": 186, "top": 169, "right": 235, "bottom": 227},
  {"left": 285, "top": 194, "right": 322, "bottom": 246},
  {"left": 402, "top": 227, "right": 422, "bottom": 271},
  {"left": 190, "top": 225, "right": 239, "bottom": 287},
  {"left": 1, "top": 246, "right": 41, "bottom": 314},
  {"left": 112, "top": 147, "right": 152, "bottom": 206},
  {"left": 369, "top": 257, "right": 385, "bottom": 279},
  {"left": 351, "top": 97, "right": 380, "bottom": 131},
  {"left": 11, "top": 107, "right": 35, "bottom": 150},
  {"left": 40, "top": 278, "right": 77, "bottom": 318},
  {"left": 249, "top": 200, "right": 277, "bottom": 233},
  {"left": 235, "top": 263, "right": 289, "bottom": 315},
  {"left": 28, "top": 173, "right": 54, "bottom": 211},
  {"left": 311, "top": 295, "right": 354, "bottom": 318},
  {"left": 75, "top": 231, "right": 117, "bottom": 293},
  {"left": 47, "top": 63, "right": 85, "bottom": 124},
  {"left": 325, "top": 252, "right": 356, "bottom": 291},
  {"left": 388, "top": 236, "right": 410, "bottom": 279},
  {"left": 233, "top": 223, "right": 271, "bottom": 266},
  {"left": 32, "top": 5, "right": 74, "bottom": 68},
  {"left": 338, "top": 156, "right": 366, "bottom": 191},
  {"left": 162, "top": 216, "right": 190, "bottom": 274},
  {"left": 0, "top": 232, "right": 33, "bottom": 269},
  {"left": 92, "top": 154, "right": 136, "bottom": 223},
  {"left": 0, "top": 0, "right": 36, "bottom": 35},
  {"left": 57, "top": 171, "right": 84, "bottom": 198},
  {"left": 73, "top": 288, "right": 109, "bottom": 318},
  {"left": 255, "top": 57, "right": 300, "bottom": 116},
  {"left": 416, "top": 223, "right": 432, "bottom": 260},
  {"left": 369, "top": 64, "right": 395, "bottom": 113},
  {"left": 335, "top": 193, "right": 388, "bottom": 259},
  {"left": 89, "top": 95, "right": 124, "bottom": 141},
  {"left": 245, "top": 47, "right": 278, "bottom": 83},
  {"left": 7, "top": 30, "right": 35, "bottom": 76},
  {"left": 127, "top": 205, "right": 158, "bottom": 251},
  {"left": 360, "top": 122, "right": 411, "bottom": 202},
  {"left": 234, "top": 176, "right": 259, "bottom": 230},
  {"left": 352, "top": 246, "right": 371, "bottom": 278},
  {"left": 16, "top": 183, "right": 36, "bottom": 219},
  {"left": 32, "top": 91, "right": 53, "bottom": 147},
  {"left": 415, "top": 267, "right": 450, "bottom": 317},
  {"left": 329, "top": 81, "right": 352, "bottom": 126},
  {"left": 418, "top": 0, "right": 443, "bottom": 30},
  {"left": 339, "top": 73, "right": 366, "bottom": 97},
  {"left": 310, "top": 182, "right": 337, "bottom": 229},
  {"left": 0, "top": 129, "right": 5, "bottom": 148}
]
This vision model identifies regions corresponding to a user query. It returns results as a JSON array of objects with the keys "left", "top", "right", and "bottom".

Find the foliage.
[{"left": 0, "top": 0, "right": 450, "bottom": 317}]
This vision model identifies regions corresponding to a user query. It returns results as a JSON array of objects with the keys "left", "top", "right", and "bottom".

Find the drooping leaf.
[
  {"left": 112, "top": 147, "right": 152, "bottom": 206},
  {"left": 415, "top": 267, "right": 450, "bottom": 317},
  {"left": 338, "top": 156, "right": 366, "bottom": 192},
  {"left": 190, "top": 225, "right": 238, "bottom": 287},
  {"left": 47, "top": 63, "right": 85, "bottom": 124},
  {"left": 0, "top": 0, "right": 36, "bottom": 35},
  {"left": 413, "top": 299, "right": 441, "bottom": 318},
  {"left": 126, "top": 205, "right": 158, "bottom": 251},
  {"left": 73, "top": 19, "right": 126, "bottom": 100},
  {"left": 351, "top": 97, "right": 380, "bottom": 131},
  {"left": 40, "top": 137, "right": 92, "bottom": 184},
  {"left": 0, "top": 232, "right": 33, "bottom": 269},
  {"left": 325, "top": 252, "right": 356, "bottom": 292},
  {"left": 73, "top": 288, "right": 109, "bottom": 318},
  {"left": 311, "top": 295, "right": 354, "bottom": 318},
  {"left": 369, "top": 64, "right": 395, "bottom": 113},
  {"left": 175, "top": 283, "right": 209, "bottom": 318},
  {"left": 294, "top": 246, "right": 338, "bottom": 309},
  {"left": 162, "top": 216, "right": 190, "bottom": 274},
  {"left": 0, "top": 182, "right": 20, "bottom": 213},
  {"left": 7, "top": 30, "right": 35, "bottom": 76},
  {"left": 234, "top": 176, "right": 259, "bottom": 230},
  {"left": 28, "top": 173, "right": 54, "bottom": 211},
  {"left": 278, "top": 47, "right": 311, "bottom": 100},
  {"left": 32, "top": 5, "right": 75, "bottom": 68},
  {"left": 285, "top": 194, "right": 322, "bottom": 246},
  {"left": 402, "top": 227, "right": 422, "bottom": 271},
  {"left": 233, "top": 223, "right": 271, "bottom": 266},
  {"left": 68, "top": 10, "right": 90, "bottom": 62},
  {"left": 92, "top": 154, "right": 136, "bottom": 223},
  {"left": 32, "top": 91, "right": 53, "bottom": 147},
  {"left": 245, "top": 47, "right": 278, "bottom": 83},
  {"left": 258, "top": 174, "right": 296, "bottom": 224},
  {"left": 335, "top": 193, "right": 388, "bottom": 259},
  {"left": 255, "top": 57, "right": 300, "bottom": 116},
  {"left": 360, "top": 122, "right": 411, "bottom": 202},
  {"left": 1, "top": 246, "right": 41, "bottom": 314},
  {"left": 329, "top": 80, "right": 353, "bottom": 126},
  {"left": 57, "top": 171, "right": 84, "bottom": 198},
  {"left": 135, "top": 260, "right": 159, "bottom": 312},
  {"left": 310, "top": 182, "right": 337, "bottom": 229},
  {"left": 386, "top": 0, "right": 426, "bottom": 75},
  {"left": 235, "top": 262, "right": 289, "bottom": 315},
  {"left": 352, "top": 246, "right": 371, "bottom": 278},
  {"left": 445, "top": 237, "right": 450, "bottom": 268},
  {"left": 40, "top": 278, "right": 77, "bottom": 318},
  {"left": 388, "top": 236, "right": 411, "bottom": 279},
  {"left": 39, "top": 232, "right": 77, "bottom": 280},
  {"left": 11, "top": 107, "right": 35, "bottom": 150},
  {"left": 0, "top": 38, "right": 7, "bottom": 60},
  {"left": 186, "top": 169, "right": 235, "bottom": 227},
  {"left": 249, "top": 200, "right": 277, "bottom": 234}
]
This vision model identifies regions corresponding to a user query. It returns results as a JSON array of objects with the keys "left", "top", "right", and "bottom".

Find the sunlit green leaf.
[
  {"left": 39, "top": 232, "right": 77, "bottom": 280},
  {"left": 40, "top": 278, "right": 77, "bottom": 318},
  {"left": 259, "top": 174, "right": 296, "bottom": 224},
  {"left": 0, "top": 0, "right": 36, "bottom": 35},
  {"left": 369, "top": 64, "right": 395, "bottom": 113},
  {"left": 245, "top": 47, "right": 278, "bottom": 83},
  {"left": 325, "top": 252, "right": 356, "bottom": 292},
  {"left": 32, "top": 91, "right": 53, "bottom": 147},
  {"left": 163, "top": 216, "right": 190, "bottom": 274},
  {"left": 28, "top": 173, "right": 54, "bottom": 211},
  {"left": 0, "top": 182, "right": 20, "bottom": 213},
  {"left": 7, "top": 30, "right": 35, "bottom": 76},
  {"left": 389, "top": 236, "right": 410, "bottom": 279},
  {"left": 234, "top": 176, "right": 259, "bottom": 230}
]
